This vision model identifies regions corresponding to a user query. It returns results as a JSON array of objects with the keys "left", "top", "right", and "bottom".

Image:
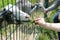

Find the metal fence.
[
  {"left": 0, "top": 0, "right": 41, "bottom": 40},
  {"left": 0, "top": 0, "right": 58, "bottom": 40}
]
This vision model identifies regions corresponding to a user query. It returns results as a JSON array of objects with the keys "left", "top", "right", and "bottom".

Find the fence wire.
[
  {"left": 0, "top": 0, "right": 41, "bottom": 40},
  {"left": 0, "top": 0, "right": 58, "bottom": 40}
]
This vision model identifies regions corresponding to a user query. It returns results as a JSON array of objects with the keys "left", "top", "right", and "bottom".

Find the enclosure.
[{"left": 0, "top": 0, "right": 59, "bottom": 40}]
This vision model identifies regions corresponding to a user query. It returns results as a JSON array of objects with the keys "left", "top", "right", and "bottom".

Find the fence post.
[
  {"left": 44, "top": 0, "right": 49, "bottom": 8},
  {"left": 44, "top": 0, "right": 49, "bottom": 18}
]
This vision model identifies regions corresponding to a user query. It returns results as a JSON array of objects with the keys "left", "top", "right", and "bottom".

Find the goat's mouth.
[
  {"left": 17, "top": 20, "right": 31, "bottom": 23},
  {"left": 17, "top": 19, "right": 34, "bottom": 23}
]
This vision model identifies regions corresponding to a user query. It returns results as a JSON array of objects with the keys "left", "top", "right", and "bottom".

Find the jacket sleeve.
[{"left": 46, "top": 0, "right": 60, "bottom": 12}]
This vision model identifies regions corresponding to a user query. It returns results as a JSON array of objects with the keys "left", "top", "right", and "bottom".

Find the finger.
[{"left": 34, "top": 18, "right": 41, "bottom": 21}]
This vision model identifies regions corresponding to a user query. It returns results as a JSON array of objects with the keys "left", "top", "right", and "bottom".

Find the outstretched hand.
[{"left": 34, "top": 18, "right": 46, "bottom": 25}]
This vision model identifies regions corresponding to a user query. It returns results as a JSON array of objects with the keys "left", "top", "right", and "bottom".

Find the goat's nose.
[{"left": 25, "top": 16, "right": 30, "bottom": 18}]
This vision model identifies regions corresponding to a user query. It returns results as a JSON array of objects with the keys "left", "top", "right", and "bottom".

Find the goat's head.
[{"left": 2, "top": 4, "right": 30, "bottom": 24}]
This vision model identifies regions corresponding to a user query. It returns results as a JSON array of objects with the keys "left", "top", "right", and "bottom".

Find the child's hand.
[{"left": 34, "top": 18, "right": 46, "bottom": 25}]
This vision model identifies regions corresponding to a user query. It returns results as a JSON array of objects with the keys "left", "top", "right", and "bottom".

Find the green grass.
[{"left": 0, "top": 0, "right": 15, "bottom": 9}]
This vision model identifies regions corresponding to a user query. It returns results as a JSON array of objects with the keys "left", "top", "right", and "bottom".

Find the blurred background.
[{"left": 0, "top": 0, "right": 58, "bottom": 40}]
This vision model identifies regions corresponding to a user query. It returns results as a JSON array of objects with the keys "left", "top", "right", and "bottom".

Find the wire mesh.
[
  {"left": 0, "top": 0, "right": 41, "bottom": 40},
  {"left": 0, "top": 0, "right": 58, "bottom": 40}
]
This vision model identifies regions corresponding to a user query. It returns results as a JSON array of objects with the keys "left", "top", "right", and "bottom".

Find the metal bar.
[
  {"left": 29, "top": 6, "right": 37, "bottom": 14},
  {"left": 1, "top": 0, "right": 5, "bottom": 40},
  {"left": 44, "top": 0, "right": 49, "bottom": 18}
]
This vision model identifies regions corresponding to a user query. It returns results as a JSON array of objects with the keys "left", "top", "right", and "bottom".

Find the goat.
[{"left": 0, "top": 4, "right": 30, "bottom": 24}]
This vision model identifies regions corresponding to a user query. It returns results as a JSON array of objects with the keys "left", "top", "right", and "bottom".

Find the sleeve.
[{"left": 45, "top": 0, "right": 60, "bottom": 12}]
